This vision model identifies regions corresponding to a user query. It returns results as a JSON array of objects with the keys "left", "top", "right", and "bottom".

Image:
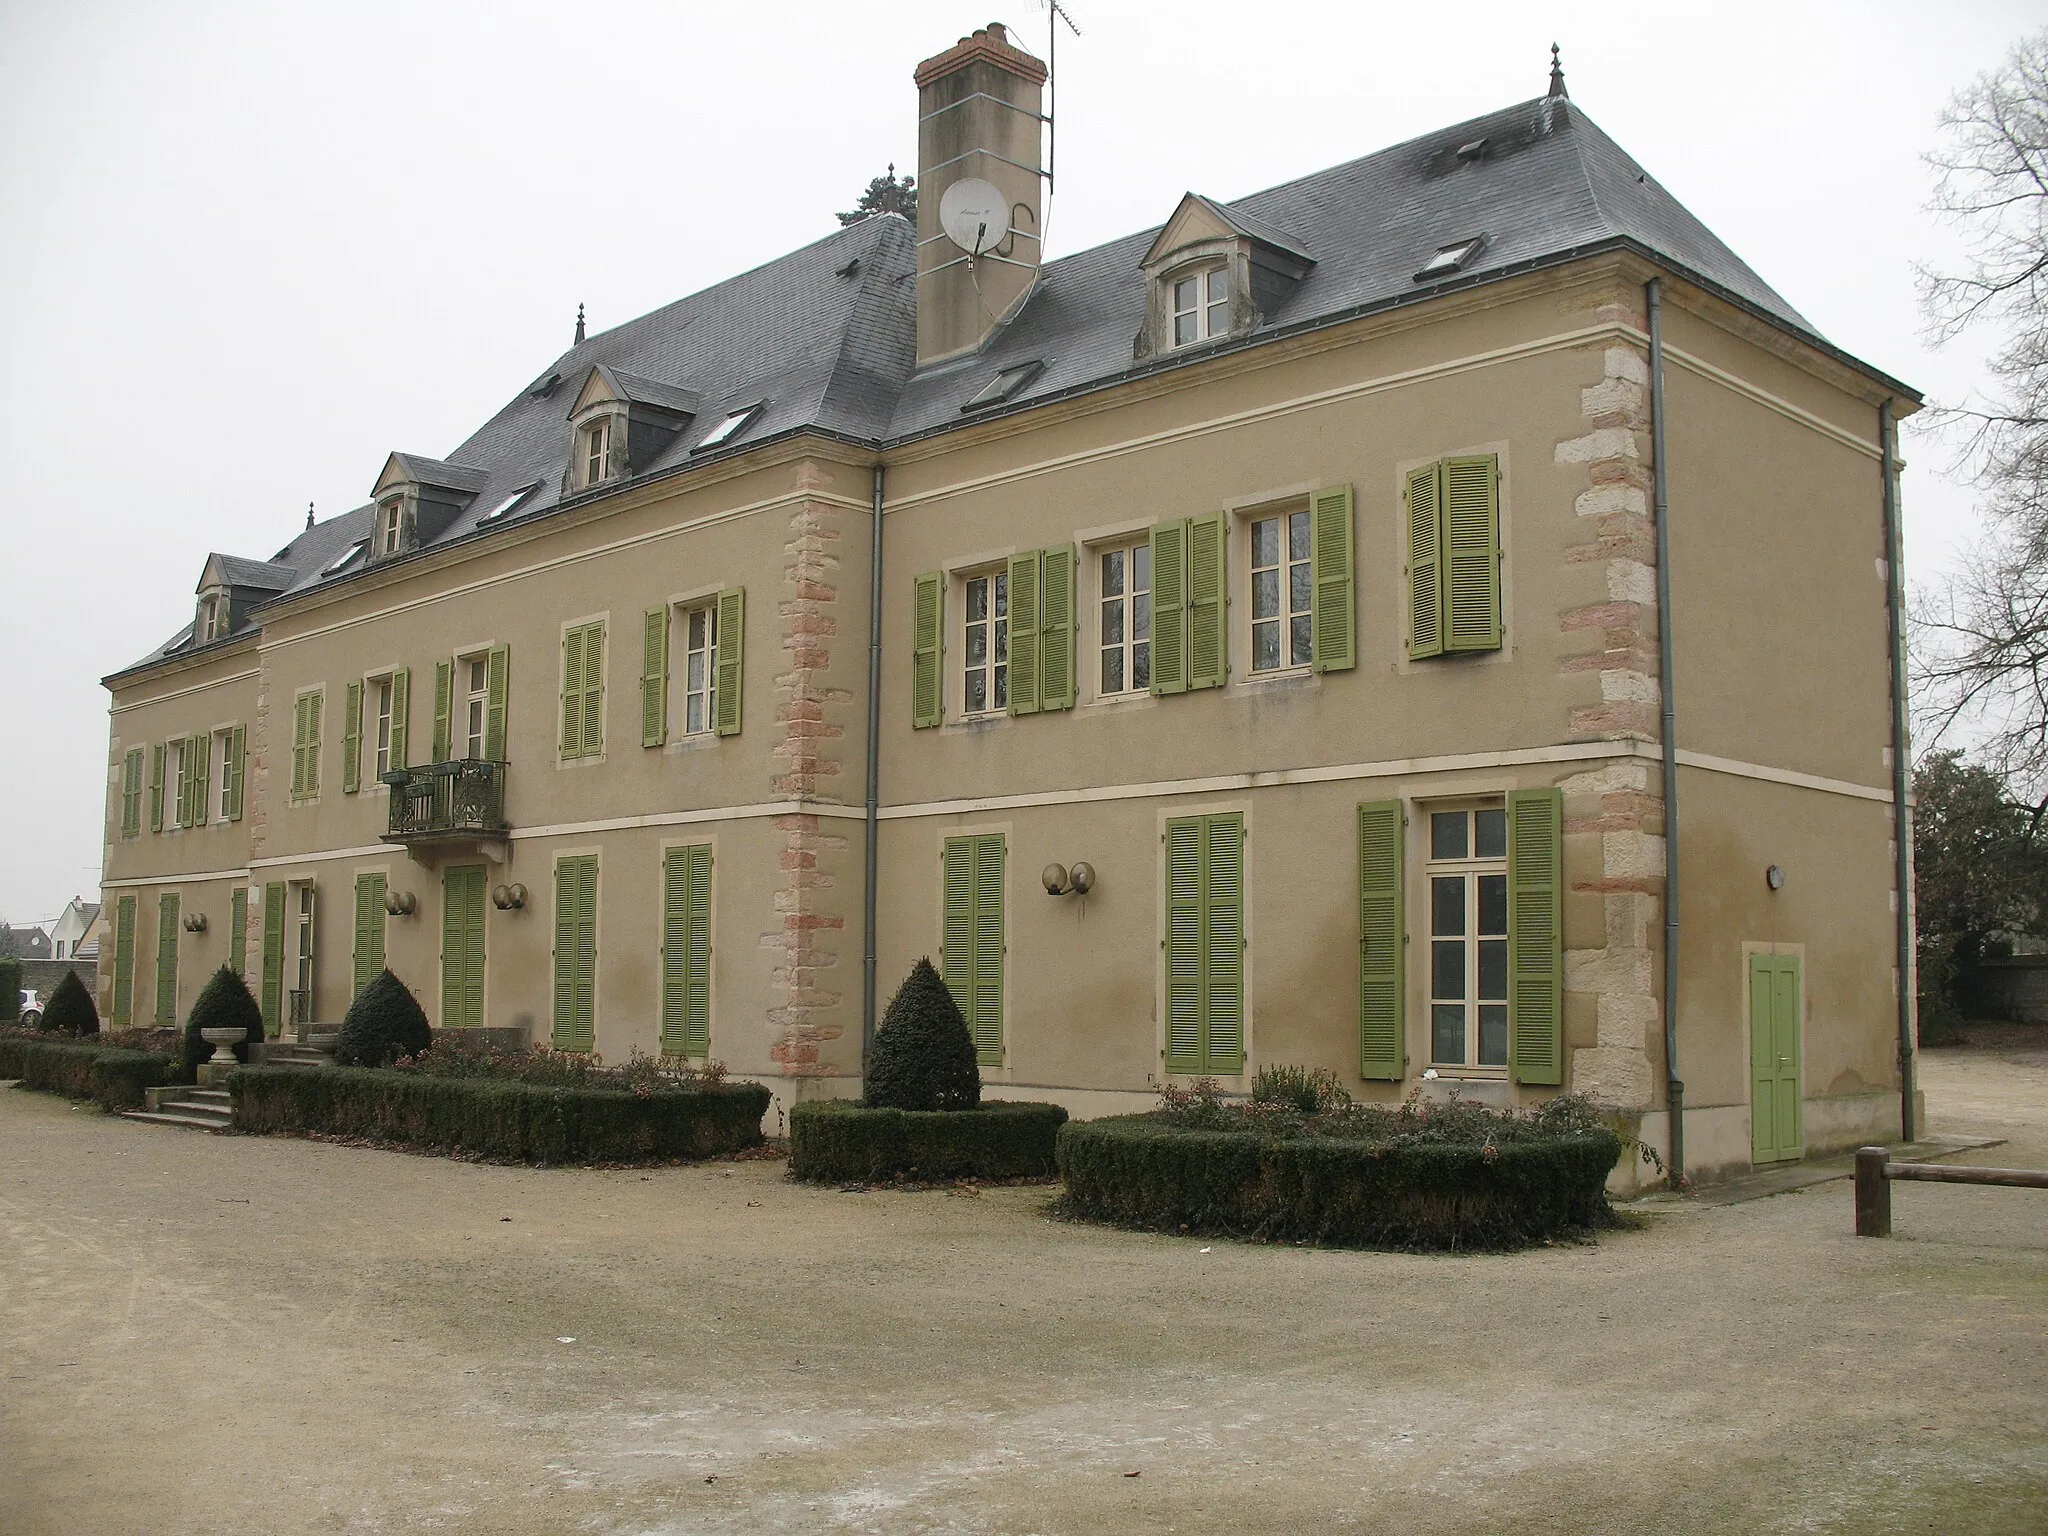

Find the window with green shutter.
[
  {"left": 149, "top": 742, "right": 166, "bottom": 832},
  {"left": 389, "top": 667, "right": 410, "bottom": 770},
  {"left": 1149, "top": 517, "right": 1226, "bottom": 695},
  {"left": 353, "top": 873, "right": 387, "bottom": 997},
  {"left": 484, "top": 644, "right": 510, "bottom": 760},
  {"left": 1310, "top": 486, "right": 1356, "bottom": 673},
  {"left": 941, "top": 833, "right": 1005, "bottom": 1066},
  {"left": 226, "top": 725, "right": 246, "bottom": 821},
  {"left": 440, "top": 864, "right": 486, "bottom": 1031},
  {"left": 229, "top": 886, "right": 247, "bottom": 977},
  {"left": 560, "top": 621, "right": 606, "bottom": 759},
  {"left": 552, "top": 854, "right": 598, "bottom": 1050},
  {"left": 260, "top": 882, "right": 285, "bottom": 1036},
  {"left": 1163, "top": 812, "right": 1244, "bottom": 1074},
  {"left": 715, "top": 587, "right": 745, "bottom": 737},
  {"left": 343, "top": 679, "right": 363, "bottom": 793},
  {"left": 1357, "top": 799, "right": 1404, "bottom": 1080},
  {"left": 1004, "top": 547, "right": 1075, "bottom": 716},
  {"left": 433, "top": 658, "right": 454, "bottom": 762},
  {"left": 112, "top": 895, "right": 137, "bottom": 1026},
  {"left": 912, "top": 571, "right": 944, "bottom": 728},
  {"left": 121, "top": 747, "right": 144, "bottom": 837},
  {"left": 641, "top": 607, "right": 669, "bottom": 747},
  {"left": 189, "top": 732, "right": 210, "bottom": 827},
  {"left": 292, "top": 690, "right": 323, "bottom": 798},
  {"left": 155, "top": 892, "right": 180, "bottom": 1025},
  {"left": 1405, "top": 455, "right": 1501, "bottom": 658},
  {"left": 661, "top": 844, "right": 713, "bottom": 1057},
  {"left": 1506, "top": 787, "right": 1563, "bottom": 1085}
]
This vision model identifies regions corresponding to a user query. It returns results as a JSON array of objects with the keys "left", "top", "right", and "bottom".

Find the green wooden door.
[
  {"left": 1749, "top": 953, "right": 1804, "bottom": 1164},
  {"left": 551, "top": 855, "right": 598, "bottom": 1050},
  {"left": 112, "top": 895, "right": 137, "bottom": 1026},
  {"left": 661, "top": 844, "right": 713, "bottom": 1057},
  {"left": 260, "top": 882, "right": 285, "bottom": 1036},
  {"left": 1163, "top": 812, "right": 1245, "bottom": 1075},
  {"left": 941, "top": 834, "right": 1005, "bottom": 1067},
  {"left": 440, "top": 865, "right": 486, "bottom": 1031},
  {"left": 353, "top": 873, "right": 387, "bottom": 997},
  {"left": 155, "top": 893, "right": 181, "bottom": 1025}
]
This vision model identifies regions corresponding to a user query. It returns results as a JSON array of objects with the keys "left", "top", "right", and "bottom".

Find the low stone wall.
[
  {"left": 17, "top": 959, "right": 95, "bottom": 1004},
  {"left": 1973, "top": 958, "right": 2048, "bottom": 1025}
]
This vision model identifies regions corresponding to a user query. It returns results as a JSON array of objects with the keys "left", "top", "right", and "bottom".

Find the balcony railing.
[{"left": 381, "top": 759, "right": 508, "bottom": 844}]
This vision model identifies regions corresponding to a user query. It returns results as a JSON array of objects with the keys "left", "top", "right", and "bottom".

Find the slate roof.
[
  {"left": 111, "top": 92, "right": 1910, "bottom": 681},
  {"left": 205, "top": 555, "right": 295, "bottom": 592}
]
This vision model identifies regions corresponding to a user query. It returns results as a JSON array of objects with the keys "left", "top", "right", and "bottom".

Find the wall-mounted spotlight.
[
  {"left": 1041, "top": 862, "right": 1096, "bottom": 897},
  {"left": 182, "top": 911, "right": 208, "bottom": 933},
  {"left": 1765, "top": 864, "right": 1786, "bottom": 892},
  {"left": 492, "top": 883, "right": 528, "bottom": 911},
  {"left": 384, "top": 890, "right": 418, "bottom": 917}
]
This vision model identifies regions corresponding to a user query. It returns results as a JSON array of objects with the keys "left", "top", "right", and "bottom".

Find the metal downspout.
[
  {"left": 1880, "top": 401, "right": 1917, "bottom": 1141},
  {"left": 862, "top": 463, "right": 885, "bottom": 1075},
  {"left": 1647, "top": 278, "right": 1684, "bottom": 1188}
]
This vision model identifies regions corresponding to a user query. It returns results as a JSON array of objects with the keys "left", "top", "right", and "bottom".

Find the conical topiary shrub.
[
  {"left": 183, "top": 965, "right": 264, "bottom": 1075},
  {"left": 865, "top": 957, "right": 979, "bottom": 1112},
  {"left": 334, "top": 969, "right": 432, "bottom": 1068},
  {"left": 42, "top": 970, "right": 99, "bottom": 1036}
]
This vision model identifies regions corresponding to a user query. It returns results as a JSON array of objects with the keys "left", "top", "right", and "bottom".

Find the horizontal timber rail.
[{"left": 1854, "top": 1145, "right": 2048, "bottom": 1237}]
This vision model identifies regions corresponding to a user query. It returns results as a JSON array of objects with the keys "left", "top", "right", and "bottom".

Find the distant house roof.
[{"left": 109, "top": 92, "right": 1914, "bottom": 683}]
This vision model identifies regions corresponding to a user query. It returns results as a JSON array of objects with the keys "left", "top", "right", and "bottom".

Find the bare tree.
[{"left": 1913, "top": 30, "right": 2048, "bottom": 793}]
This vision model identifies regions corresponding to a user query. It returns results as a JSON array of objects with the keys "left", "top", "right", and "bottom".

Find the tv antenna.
[{"left": 1041, "top": 0, "right": 1081, "bottom": 194}]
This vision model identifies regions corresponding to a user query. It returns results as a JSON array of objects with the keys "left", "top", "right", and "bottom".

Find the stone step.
[{"left": 121, "top": 1110, "right": 228, "bottom": 1132}]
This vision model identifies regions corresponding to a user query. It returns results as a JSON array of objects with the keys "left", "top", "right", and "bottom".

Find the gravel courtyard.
[{"left": 3, "top": 1046, "right": 2043, "bottom": 1536}]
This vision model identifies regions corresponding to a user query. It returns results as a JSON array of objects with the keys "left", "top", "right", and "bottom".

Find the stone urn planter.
[
  {"left": 306, "top": 1031, "right": 341, "bottom": 1055},
  {"left": 199, "top": 1027, "right": 246, "bottom": 1067}
]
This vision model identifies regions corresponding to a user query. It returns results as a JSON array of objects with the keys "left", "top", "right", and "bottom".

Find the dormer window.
[
  {"left": 1172, "top": 267, "right": 1231, "bottom": 348},
  {"left": 585, "top": 420, "right": 615, "bottom": 485},
  {"left": 376, "top": 499, "right": 406, "bottom": 557},
  {"left": 196, "top": 589, "right": 230, "bottom": 642}
]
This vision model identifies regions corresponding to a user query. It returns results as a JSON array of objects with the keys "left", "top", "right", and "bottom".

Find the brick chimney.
[{"left": 914, "top": 22, "right": 1047, "bottom": 366}]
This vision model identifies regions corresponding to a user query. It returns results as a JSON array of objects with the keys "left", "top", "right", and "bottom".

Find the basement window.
[
  {"left": 477, "top": 483, "right": 539, "bottom": 525},
  {"left": 962, "top": 360, "right": 1045, "bottom": 412},
  {"left": 1415, "top": 236, "right": 1485, "bottom": 282},
  {"left": 322, "top": 540, "right": 368, "bottom": 576},
  {"left": 694, "top": 403, "right": 762, "bottom": 452}
]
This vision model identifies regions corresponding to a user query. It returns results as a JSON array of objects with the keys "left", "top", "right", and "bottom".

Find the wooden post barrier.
[{"left": 1854, "top": 1145, "right": 2048, "bottom": 1237}]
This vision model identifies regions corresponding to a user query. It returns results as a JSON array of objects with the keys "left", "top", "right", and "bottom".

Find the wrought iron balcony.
[{"left": 381, "top": 760, "right": 508, "bottom": 849}]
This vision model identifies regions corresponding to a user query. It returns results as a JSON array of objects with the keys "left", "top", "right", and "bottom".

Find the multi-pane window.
[
  {"left": 1251, "top": 509, "right": 1313, "bottom": 672},
  {"left": 681, "top": 603, "right": 719, "bottom": 735},
  {"left": 585, "top": 421, "right": 613, "bottom": 485},
  {"left": 214, "top": 729, "right": 236, "bottom": 821},
  {"left": 198, "top": 590, "right": 229, "bottom": 641},
  {"left": 1428, "top": 806, "right": 1510, "bottom": 1070},
  {"left": 463, "top": 656, "right": 489, "bottom": 759},
  {"left": 167, "top": 738, "right": 189, "bottom": 827},
  {"left": 963, "top": 571, "right": 1008, "bottom": 715},
  {"left": 372, "top": 678, "right": 394, "bottom": 779},
  {"left": 1098, "top": 542, "right": 1152, "bottom": 696},
  {"left": 378, "top": 501, "right": 404, "bottom": 556},
  {"left": 1172, "top": 267, "right": 1230, "bottom": 347}
]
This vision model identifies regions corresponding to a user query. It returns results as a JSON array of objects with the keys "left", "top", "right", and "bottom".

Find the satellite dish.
[{"left": 940, "top": 178, "right": 1008, "bottom": 255}]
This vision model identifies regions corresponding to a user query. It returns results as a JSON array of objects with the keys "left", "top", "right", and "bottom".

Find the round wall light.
[
  {"left": 1765, "top": 864, "right": 1786, "bottom": 891},
  {"left": 1041, "top": 863, "right": 1069, "bottom": 896},
  {"left": 384, "top": 890, "right": 418, "bottom": 916},
  {"left": 492, "top": 883, "right": 528, "bottom": 911}
]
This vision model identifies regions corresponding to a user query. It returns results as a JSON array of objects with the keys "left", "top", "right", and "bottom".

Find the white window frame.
[
  {"left": 213, "top": 727, "right": 236, "bottom": 822},
  {"left": 1425, "top": 802, "right": 1511, "bottom": 1074},
  {"left": 1095, "top": 538, "right": 1152, "bottom": 698},
  {"left": 461, "top": 653, "right": 490, "bottom": 760},
  {"left": 677, "top": 600, "right": 719, "bottom": 738},
  {"left": 1170, "top": 263, "right": 1231, "bottom": 348},
  {"left": 167, "top": 738, "right": 188, "bottom": 827},
  {"left": 371, "top": 675, "right": 395, "bottom": 780},
  {"left": 377, "top": 499, "right": 404, "bottom": 556},
  {"left": 1246, "top": 504, "right": 1314, "bottom": 676},
  {"left": 960, "top": 567, "right": 1009, "bottom": 717},
  {"left": 585, "top": 420, "right": 613, "bottom": 485},
  {"left": 198, "top": 589, "right": 229, "bottom": 641}
]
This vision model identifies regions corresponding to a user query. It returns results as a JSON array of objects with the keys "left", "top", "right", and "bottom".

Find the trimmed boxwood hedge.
[
  {"left": 789, "top": 1098, "right": 1069, "bottom": 1183},
  {"left": 229, "top": 1065, "right": 771, "bottom": 1165},
  {"left": 1056, "top": 1116, "right": 1621, "bottom": 1251},
  {"left": 0, "top": 1034, "right": 179, "bottom": 1111}
]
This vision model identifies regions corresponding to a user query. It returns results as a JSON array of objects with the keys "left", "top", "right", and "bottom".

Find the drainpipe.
[
  {"left": 862, "top": 462, "right": 886, "bottom": 1074},
  {"left": 1646, "top": 277, "right": 1684, "bottom": 1188},
  {"left": 1880, "top": 401, "right": 1916, "bottom": 1142}
]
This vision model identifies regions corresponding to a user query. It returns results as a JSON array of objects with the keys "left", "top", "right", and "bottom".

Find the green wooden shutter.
[
  {"left": 260, "top": 882, "right": 285, "bottom": 1036},
  {"left": 582, "top": 623, "right": 604, "bottom": 755},
  {"left": 484, "top": 645, "right": 509, "bottom": 760},
  {"left": 715, "top": 588, "right": 744, "bottom": 737},
  {"left": 1039, "top": 544, "right": 1075, "bottom": 711},
  {"left": 1007, "top": 550, "right": 1041, "bottom": 716},
  {"left": 433, "top": 658, "right": 454, "bottom": 762},
  {"left": 661, "top": 844, "right": 713, "bottom": 1057},
  {"left": 353, "top": 873, "right": 387, "bottom": 997},
  {"left": 155, "top": 892, "right": 180, "bottom": 1025},
  {"left": 149, "top": 742, "right": 166, "bottom": 831},
  {"left": 1443, "top": 454, "right": 1502, "bottom": 652},
  {"left": 1163, "top": 816, "right": 1205, "bottom": 1070},
  {"left": 1406, "top": 464, "right": 1444, "bottom": 660},
  {"left": 1310, "top": 486, "right": 1356, "bottom": 673},
  {"left": 191, "top": 732, "right": 211, "bottom": 825},
  {"left": 1507, "top": 786, "right": 1564, "bottom": 1085},
  {"left": 560, "top": 627, "right": 584, "bottom": 757},
  {"left": 112, "top": 895, "right": 136, "bottom": 1026},
  {"left": 1187, "top": 512, "right": 1227, "bottom": 691},
  {"left": 1202, "top": 814, "right": 1245, "bottom": 1072},
  {"left": 343, "top": 679, "right": 363, "bottom": 793},
  {"left": 171, "top": 739, "right": 188, "bottom": 827},
  {"left": 389, "top": 667, "right": 410, "bottom": 769},
  {"left": 1357, "top": 800, "right": 1405, "bottom": 1080},
  {"left": 941, "top": 834, "right": 1005, "bottom": 1067},
  {"left": 911, "top": 572, "right": 944, "bottom": 728},
  {"left": 121, "top": 748, "right": 143, "bottom": 836},
  {"left": 440, "top": 865, "right": 486, "bottom": 1032},
  {"left": 641, "top": 608, "right": 669, "bottom": 747},
  {"left": 227, "top": 725, "right": 246, "bottom": 821},
  {"left": 1150, "top": 521, "right": 1187, "bottom": 695},
  {"left": 552, "top": 855, "right": 598, "bottom": 1050},
  {"left": 229, "top": 886, "right": 247, "bottom": 977},
  {"left": 289, "top": 697, "right": 306, "bottom": 797}
]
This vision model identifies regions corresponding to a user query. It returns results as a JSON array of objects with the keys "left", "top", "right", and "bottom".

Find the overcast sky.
[{"left": 0, "top": 0, "right": 2035, "bottom": 927}]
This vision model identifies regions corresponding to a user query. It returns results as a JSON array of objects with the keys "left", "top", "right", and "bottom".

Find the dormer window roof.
[
  {"left": 1134, "top": 191, "right": 1313, "bottom": 362},
  {"left": 694, "top": 402, "right": 763, "bottom": 451},
  {"left": 368, "top": 452, "right": 491, "bottom": 562},
  {"left": 567, "top": 366, "right": 700, "bottom": 490}
]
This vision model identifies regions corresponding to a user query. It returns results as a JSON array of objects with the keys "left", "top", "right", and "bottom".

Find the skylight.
[
  {"left": 694, "top": 403, "right": 762, "bottom": 452},
  {"left": 322, "top": 540, "right": 368, "bottom": 576},
  {"left": 1415, "top": 236, "right": 1485, "bottom": 282},
  {"left": 477, "top": 483, "right": 539, "bottom": 524},
  {"left": 961, "top": 360, "right": 1045, "bottom": 413}
]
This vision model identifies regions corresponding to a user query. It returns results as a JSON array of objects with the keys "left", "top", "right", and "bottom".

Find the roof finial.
[
  {"left": 1547, "top": 42, "right": 1568, "bottom": 99},
  {"left": 306, "top": 500, "right": 315, "bottom": 530},
  {"left": 575, "top": 302, "right": 586, "bottom": 344}
]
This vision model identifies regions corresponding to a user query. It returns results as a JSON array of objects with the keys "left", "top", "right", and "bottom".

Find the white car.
[{"left": 19, "top": 989, "right": 42, "bottom": 1027}]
